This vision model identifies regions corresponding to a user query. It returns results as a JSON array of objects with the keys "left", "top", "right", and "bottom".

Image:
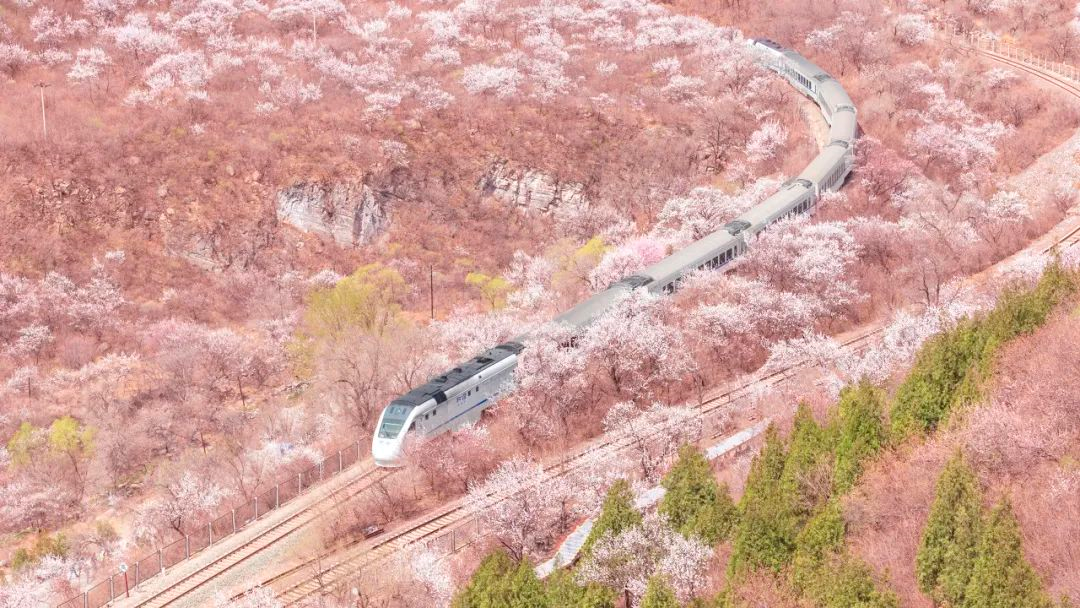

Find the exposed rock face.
[
  {"left": 480, "top": 161, "right": 585, "bottom": 212},
  {"left": 276, "top": 182, "right": 388, "bottom": 246}
]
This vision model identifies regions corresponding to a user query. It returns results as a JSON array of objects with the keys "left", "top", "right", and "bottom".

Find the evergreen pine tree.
[
  {"left": 963, "top": 500, "right": 1052, "bottom": 608},
  {"left": 780, "top": 405, "right": 834, "bottom": 522},
  {"left": 813, "top": 555, "right": 900, "bottom": 608},
  {"left": 581, "top": 479, "right": 642, "bottom": 557},
  {"left": 790, "top": 500, "right": 845, "bottom": 594},
  {"left": 729, "top": 425, "right": 798, "bottom": 577},
  {"left": 685, "top": 482, "right": 738, "bottom": 546},
  {"left": 544, "top": 569, "right": 615, "bottom": 608},
  {"left": 509, "top": 557, "right": 549, "bottom": 608},
  {"left": 453, "top": 549, "right": 549, "bottom": 608},
  {"left": 660, "top": 444, "right": 737, "bottom": 544},
  {"left": 890, "top": 320, "right": 985, "bottom": 439},
  {"left": 916, "top": 451, "right": 983, "bottom": 607},
  {"left": 832, "top": 382, "right": 887, "bottom": 494},
  {"left": 641, "top": 576, "right": 680, "bottom": 608}
]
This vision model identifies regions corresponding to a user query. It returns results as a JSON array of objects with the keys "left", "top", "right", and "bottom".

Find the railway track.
[
  {"left": 114, "top": 465, "right": 394, "bottom": 608},
  {"left": 262, "top": 328, "right": 883, "bottom": 606},
  {"left": 1041, "top": 223, "right": 1080, "bottom": 255},
  {"left": 267, "top": 211, "right": 1080, "bottom": 607},
  {"left": 973, "top": 47, "right": 1080, "bottom": 100},
  {"left": 941, "top": 31, "right": 1080, "bottom": 101},
  {"left": 103, "top": 31, "right": 1080, "bottom": 608}
]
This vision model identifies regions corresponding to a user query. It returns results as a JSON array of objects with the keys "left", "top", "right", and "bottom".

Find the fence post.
[
  {"left": 158, "top": 550, "right": 163, "bottom": 574},
  {"left": 185, "top": 535, "right": 190, "bottom": 559},
  {"left": 319, "top": 461, "right": 324, "bottom": 481},
  {"left": 209, "top": 521, "right": 214, "bottom": 546},
  {"left": 298, "top": 472, "right": 302, "bottom": 495},
  {"left": 451, "top": 529, "right": 456, "bottom": 553},
  {"left": 338, "top": 450, "right": 343, "bottom": 473},
  {"left": 232, "top": 508, "right": 237, "bottom": 533},
  {"left": 83, "top": 592, "right": 88, "bottom": 608},
  {"left": 255, "top": 496, "right": 260, "bottom": 520},
  {"left": 275, "top": 484, "right": 280, "bottom": 509},
  {"left": 135, "top": 562, "right": 140, "bottom": 587},
  {"left": 357, "top": 440, "right": 361, "bottom": 462}
]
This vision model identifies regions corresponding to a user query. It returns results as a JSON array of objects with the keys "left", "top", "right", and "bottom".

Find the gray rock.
[
  {"left": 276, "top": 182, "right": 388, "bottom": 246},
  {"left": 480, "top": 161, "right": 585, "bottom": 212}
]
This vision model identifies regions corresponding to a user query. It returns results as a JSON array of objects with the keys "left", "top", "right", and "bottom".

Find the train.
[{"left": 371, "top": 39, "right": 858, "bottom": 467}]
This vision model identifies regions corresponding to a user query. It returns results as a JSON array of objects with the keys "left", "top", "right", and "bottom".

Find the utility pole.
[{"left": 35, "top": 82, "right": 50, "bottom": 140}]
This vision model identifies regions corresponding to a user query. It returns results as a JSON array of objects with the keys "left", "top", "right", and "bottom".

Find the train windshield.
[{"left": 377, "top": 404, "right": 413, "bottom": 439}]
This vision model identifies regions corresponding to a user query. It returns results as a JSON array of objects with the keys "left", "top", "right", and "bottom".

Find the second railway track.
[
  {"left": 269, "top": 208, "right": 1080, "bottom": 607},
  {"left": 265, "top": 328, "right": 883, "bottom": 605},
  {"left": 115, "top": 32, "right": 1080, "bottom": 608}
]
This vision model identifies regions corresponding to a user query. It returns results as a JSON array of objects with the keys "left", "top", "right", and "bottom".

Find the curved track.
[
  {"left": 946, "top": 33, "right": 1080, "bottom": 100},
  {"left": 266, "top": 328, "right": 884, "bottom": 605},
  {"left": 263, "top": 34, "right": 1080, "bottom": 607},
  {"left": 87, "top": 28, "right": 1080, "bottom": 608},
  {"left": 269, "top": 195, "right": 1080, "bottom": 608},
  {"left": 110, "top": 466, "right": 393, "bottom": 608}
]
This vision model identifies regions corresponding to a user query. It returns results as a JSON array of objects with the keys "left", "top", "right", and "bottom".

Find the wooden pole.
[{"left": 37, "top": 83, "right": 49, "bottom": 140}]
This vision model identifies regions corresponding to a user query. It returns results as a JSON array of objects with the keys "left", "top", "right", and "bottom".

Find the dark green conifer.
[
  {"left": 544, "top": 569, "right": 615, "bottom": 608},
  {"left": 916, "top": 451, "right": 983, "bottom": 607},
  {"left": 640, "top": 576, "right": 680, "bottom": 608},
  {"left": 729, "top": 425, "right": 798, "bottom": 576},
  {"left": 781, "top": 405, "right": 835, "bottom": 521},
  {"left": 790, "top": 500, "right": 845, "bottom": 593},
  {"left": 453, "top": 549, "right": 548, "bottom": 608},
  {"left": 963, "top": 500, "right": 1052, "bottom": 608},
  {"left": 660, "top": 444, "right": 737, "bottom": 544},
  {"left": 581, "top": 479, "right": 642, "bottom": 557},
  {"left": 832, "top": 382, "right": 887, "bottom": 494}
]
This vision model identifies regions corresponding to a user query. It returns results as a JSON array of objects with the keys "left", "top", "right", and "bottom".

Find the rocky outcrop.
[
  {"left": 276, "top": 182, "right": 388, "bottom": 246},
  {"left": 480, "top": 161, "right": 585, "bottom": 212}
]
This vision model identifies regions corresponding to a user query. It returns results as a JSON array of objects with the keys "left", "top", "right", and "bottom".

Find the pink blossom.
[{"left": 461, "top": 64, "right": 522, "bottom": 99}]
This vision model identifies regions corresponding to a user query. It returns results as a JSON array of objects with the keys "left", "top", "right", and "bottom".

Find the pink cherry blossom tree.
[
  {"left": 577, "top": 511, "right": 712, "bottom": 606},
  {"left": 583, "top": 289, "right": 695, "bottom": 397},
  {"left": 466, "top": 457, "right": 570, "bottom": 560},
  {"left": 602, "top": 402, "right": 701, "bottom": 482}
]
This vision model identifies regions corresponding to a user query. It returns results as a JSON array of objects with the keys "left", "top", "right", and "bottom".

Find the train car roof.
[
  {"left": 783, "top": 53, "right": 830, "bottom": 81},
  {"left": 392, "top": 342, "right": 523, "bottom": 407},
  {"left": 796, "top": 143, "right": 849, "bottom": 186},
  {"left": 552, "top": 287, "right": 628, "bottom": 329},
  {"left": 735, "top": 181, "right": 813, "bottom": 234},
  {"left": 817, "top": 79, "right": 855, "bottom": 110},
  {"left": 827, "top": 108, "right": 858, "bottom": 143},
  {"left": 640, "top": 229, "right": 742, "bottom": 284}
]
